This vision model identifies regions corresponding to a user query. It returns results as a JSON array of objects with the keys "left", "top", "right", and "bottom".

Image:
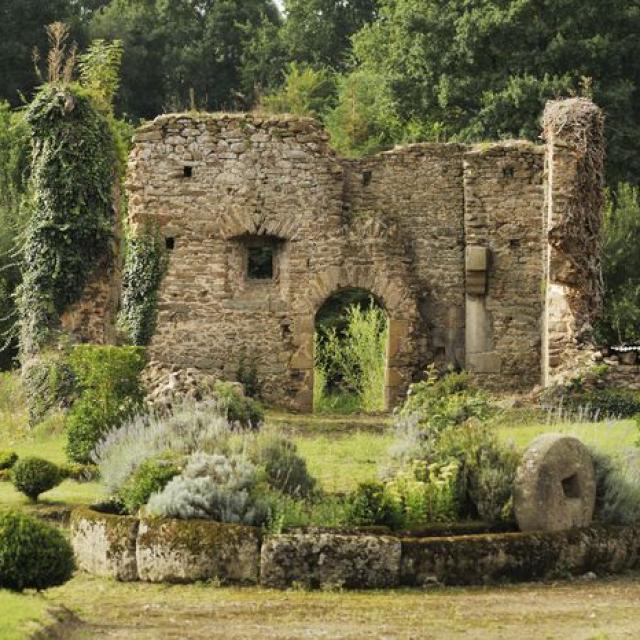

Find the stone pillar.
[{"left": 542, "top": 99, "right": 605, "bottom": 386}]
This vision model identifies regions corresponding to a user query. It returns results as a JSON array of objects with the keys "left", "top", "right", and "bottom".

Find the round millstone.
[{"left": 514, "top": 434, "right": 596, "bottom": 532}]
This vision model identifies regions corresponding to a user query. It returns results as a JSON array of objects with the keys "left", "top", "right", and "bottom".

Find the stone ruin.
[{"left": 65, "top": 98, "right": 606, "bottom": 410}]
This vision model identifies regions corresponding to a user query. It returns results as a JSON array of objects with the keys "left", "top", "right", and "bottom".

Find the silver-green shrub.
[
  {"left": 93, "top": 401, "right": 233, "bottom": 494},
  {"left": 147, "top": 452, "right": 268, "bottom": 525},
  {"left": 592, "top": 449, "right": 640, "bottom": 525}
]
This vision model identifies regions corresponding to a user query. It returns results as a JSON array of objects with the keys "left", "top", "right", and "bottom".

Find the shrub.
[
  {"left": 348, "top": 481, "right": 401, "bottom": 528},
  {"left": 65, "top": 345, "right": 146, "bottom": 463},
  {"left": 148, "top": 452, "right": 269, "bottom": 525},
  {"left": 214, "top": 381, "right": 264, "bottom": 429},
  {"left": 118, "top": 455, "right": 181, "bottom": 514},
  {"left": 93, "top": 401, "right": 234, "bottom": 495},
  {"left": 592, "top": 449, "right": 640, "bottom": 525},
  {"left": 543, "top": 384, "right": 640, "bottom": 420},
  {"left": 0, "top": 510, "right": 75, "bottom": 591},
  {"left": 250, "top": 434, "right": 316, "bottom": 498},
  {"left": 0, "top": 450, "right": 18, "bottom": 470},
  {"left": 21, "top": 350, "right": 75, "bottom": 425},
  {"left": 11, "top": 457, "right": 62, "bottom": 502},
  {"left": 59, "top": 462, "right": 99, "bottom": 482},
  {"left": 400, "top": 367, "right": 494, "bottom": 438}
]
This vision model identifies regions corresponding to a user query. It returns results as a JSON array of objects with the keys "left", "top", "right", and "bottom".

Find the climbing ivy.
[
  {"left": 119, "top": 224, "right": 167, "bottom": 346},
  {"left": 18, "top": 85, "right": 116, "bottom": 355}
]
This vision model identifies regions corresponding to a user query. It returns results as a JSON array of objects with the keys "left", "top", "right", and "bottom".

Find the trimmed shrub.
[
  {"left": 348, "top": 481, "right": 401, "bottom": 528},
  {"left": 118, "top": 455, "right": 181, "bottom": 513},
  {"left": 148, "top": 452, "right": 269, "bottom": 525},
  {"left": 11, "top": 457, "right": 62, "bottom": 502},
  {"left": 66, "top": 345, "right": 146, "bottom": 463},
  {"left": 214, "top": 381, "right": 264, "bottom": 429},
  {"left": 251, "top": 434, "right": 316, "bottom": 498},
  {"left": 0, "top": 450, "right": 18, "bottom": 470},
  {"left": 0, "top": 510, "right": 75, "bottom": 591}
]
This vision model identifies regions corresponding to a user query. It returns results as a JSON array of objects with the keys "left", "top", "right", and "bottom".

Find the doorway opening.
[{"left": 313, "top": 288, "right": 388, "bottom": 414}]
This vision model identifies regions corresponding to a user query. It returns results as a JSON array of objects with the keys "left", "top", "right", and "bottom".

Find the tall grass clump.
[{"left": 314, "top": 302, "right": 388, "bottom": 413}]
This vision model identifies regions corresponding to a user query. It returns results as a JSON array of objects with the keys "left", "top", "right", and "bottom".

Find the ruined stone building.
[{"left": 67, "top": 98, "right": 604, "bottom": 411}]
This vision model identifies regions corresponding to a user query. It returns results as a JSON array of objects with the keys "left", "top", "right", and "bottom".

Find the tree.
[
  {"left": 0, "top": 0, "right": 78, "bottom": 105},
  {"left": 281, "top": 0, "right": 378, "bottom": 71},
  {"left": 352, "top": 0, "right": 640, "bottom": 183}
]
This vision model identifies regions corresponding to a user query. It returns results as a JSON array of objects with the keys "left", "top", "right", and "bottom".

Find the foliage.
[
  {"left": 351, "top": 0, "right": 640, "bottom": 183},
  {"left": 592, "top": 449, "right": 640, "bottom": 525},
  {"left": 325, "top": 68, "right": 401, "bottom": 157},
  {"left": 263, "top": 493, "right": 353, "bottom": 533},
  {"left": 119, "top": 225, "right": 166, "bottom": 346},
  {"left": 315, "top": 302, "right": 388, "bottom": 412},
  {"left": 214, "top": 381, "right": 264, "bottom": 430},
  {"left": 596, "top": 183, "right": 640, "bottom": 345},
  {"left": 19, "top": 85, "right": 116, "bottom": 355},
  {"left": 93, "top": 401, "right": 235, "bottom": 494},
  {"left": 0, "top": 510, "right": 74, "bottom": 591},
  {"left": 21, "top": 348, "right": 75, "bottom": 425},
  {"left": 250, "top": 434, "right": 317, "bottom": 498},
  {"left": 10, "top": 456, "right": 62, "bottom": 501},
  {"left": 0, "top": 104, "right": 30, "bottom": 369},
  {"left": 65, "top": 345, "right": 146, "bottom": 463},
  {"left": 385, "top": 460, "right": 459, "bottom": 527},
  {"left": 400, "top": 367, "right": 494, "bottom": 439},
  {"left": 0, "top": 451, "right": 18, "bottom": 471},
  {"left": 348, "top": 480, "right": 401, "bottom": 528},
  {"left": 237, "top": 352, "right": 261, "bottom": 399},
  {"left": 147, "top": 452, "right": 269, "bottom": 525},
  {"left": 261, "top": 63, "right": 335, "bottom": 118},
  {"left": 280, "top": 0, "right": 378, "bottom": 72},
  {"left": 117, "top": 454, "right": 181, "bottom": 514},
  {"left": 78, "top": 39, "right": 124, "bottom": 114}
]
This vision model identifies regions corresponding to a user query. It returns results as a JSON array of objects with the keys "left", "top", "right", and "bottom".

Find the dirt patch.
[{"left": 47, "top": 573, "right": 640, "bottom": 640}]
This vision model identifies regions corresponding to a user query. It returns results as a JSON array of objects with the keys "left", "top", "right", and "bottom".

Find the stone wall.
[{"left": 122, "top": 100, "right": 605, "bottom": 409}]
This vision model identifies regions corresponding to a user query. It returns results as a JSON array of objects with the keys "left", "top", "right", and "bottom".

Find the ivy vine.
[
  {"left": 119, "top": 224, "right": 167, "bottom": 346},
  {"left": 19, "top": 86, "right": 116, "bottom": 355}
]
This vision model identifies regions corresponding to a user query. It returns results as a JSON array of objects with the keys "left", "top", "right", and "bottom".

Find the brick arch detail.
[{"left": 289, "top": 266, "right": 420, "bottom": 411}]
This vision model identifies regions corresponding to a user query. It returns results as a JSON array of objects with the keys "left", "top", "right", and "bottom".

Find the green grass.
[{"left": 0, "top": 589, "right": 54, "bottom": 640}]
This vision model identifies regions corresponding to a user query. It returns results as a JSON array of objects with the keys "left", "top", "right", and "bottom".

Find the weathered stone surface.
[
  {"left": 117, "top": 101, "right": 605, "bottom": 407},
  {"left": 514, "top": 434, "right": 596, "bottom": 532},
  {"left": 136, "top": 517, "right": 260, "bottom": 584},
  {"left": 260, "top": 532, "right": 401, "bottom": 589},
  {"left": 400, "top": 525, "right": 640, "bottom": 586},
  {"left": 70, "top": 507, "right": 139, "bottom": 581}
]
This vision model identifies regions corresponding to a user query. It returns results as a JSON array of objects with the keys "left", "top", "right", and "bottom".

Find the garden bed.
[{"left": 71, "top": 507, "right": 640, "bottom": 589}]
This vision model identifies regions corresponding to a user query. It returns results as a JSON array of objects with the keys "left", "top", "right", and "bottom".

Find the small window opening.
[
  {"left": 247, "top": 246, "right": 274, "bottom": 280},
  {"left": 503, "top": 166, "right": 515, "bottom": 178},
  {"left": 509, "top": 238, "right": 521, "bottom": 250},
  {"left": 562, "top": 474, "right": 581, "bottom": 499},
  {"left": 183, "top": 166, "right": 193, "bottom": 178},
  {"left": 165, "top": 237, "right": 175, "bottom": 251},
  {"left": 362, "top": 170, "right": 372, "bottom": 186}
]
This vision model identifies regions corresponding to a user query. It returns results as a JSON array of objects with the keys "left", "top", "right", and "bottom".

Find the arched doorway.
[{"left": 313, "top": 288, "right": 388, "bottom": 413}]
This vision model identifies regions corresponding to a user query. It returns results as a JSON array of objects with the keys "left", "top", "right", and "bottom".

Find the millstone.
[{"left": 514, "top": 433, "right": 596, "bottom": 532}]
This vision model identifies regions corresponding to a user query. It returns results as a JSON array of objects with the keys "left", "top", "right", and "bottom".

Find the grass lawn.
[{"left": 0, "top": 589, "right": 57, "bottom": 640}]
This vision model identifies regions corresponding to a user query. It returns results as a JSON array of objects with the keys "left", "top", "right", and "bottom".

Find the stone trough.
[{"left": 70, "top": 435, "right": 640, "bottom": 589}]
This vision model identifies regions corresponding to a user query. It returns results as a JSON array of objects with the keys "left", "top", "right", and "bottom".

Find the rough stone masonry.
[{"left": 82, "top": 97, "right": 603, "bottom": 411}]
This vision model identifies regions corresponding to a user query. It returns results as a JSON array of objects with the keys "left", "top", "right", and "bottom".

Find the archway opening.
[{"left": 313, "top": 288, "right": 388, "bottom": 414}]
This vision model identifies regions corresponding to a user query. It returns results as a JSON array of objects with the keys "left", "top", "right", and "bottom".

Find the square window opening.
[
  {"left": 183, "top": 166, "right": 193, "bottom": 178},
  {"left": 165, "top": 237, "right": 176, "bottom": 251},
  {"left": 247, "top": 246, "right": 274, "bottom": 280}
]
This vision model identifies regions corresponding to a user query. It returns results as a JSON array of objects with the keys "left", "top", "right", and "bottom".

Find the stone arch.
[{"left": 289, "top": 265, "right": 420, "bottom": 411}]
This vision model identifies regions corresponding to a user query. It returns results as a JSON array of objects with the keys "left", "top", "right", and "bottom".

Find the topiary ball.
[
  {"left": 0, "top": 510, "right": 75, "bottom": 591},
  {"left": 11, "top": 457, "right": 62, "bottom": 502}
]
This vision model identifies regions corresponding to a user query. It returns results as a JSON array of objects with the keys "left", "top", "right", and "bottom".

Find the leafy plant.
[
  {"left": 250, "top": 434, "right": 317, "bottom": 498},
  {"left": 117, "top": 454, "right": 181, "bottom": 514},
  {"left": 11, "top": 457, "right": 62, "bottom": 502},
  {"left": 78, "top": 39, "right": 124, "bottom": 114},
  {"left": 0, "top": 510, "right": 74, "bottom": 591},
  {"left": 592, "top": 449, "right": 640, "bottom": 525},
  {"left": 214, "top": 381, "right": 264, "bottom": 429},
  {"left": 147, "top": 452, "right": 269, "bottom": 525},
  {"left": 65, "top": 345, "right": 146, "bottom": 463},
  {"left": 348, "top": 481, "right": 402, "bottom": 528}
]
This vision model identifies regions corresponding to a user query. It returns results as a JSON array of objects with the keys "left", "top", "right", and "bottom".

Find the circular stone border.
[{"left": 70, "top": 507, "right": 640, "bottom": 589}]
